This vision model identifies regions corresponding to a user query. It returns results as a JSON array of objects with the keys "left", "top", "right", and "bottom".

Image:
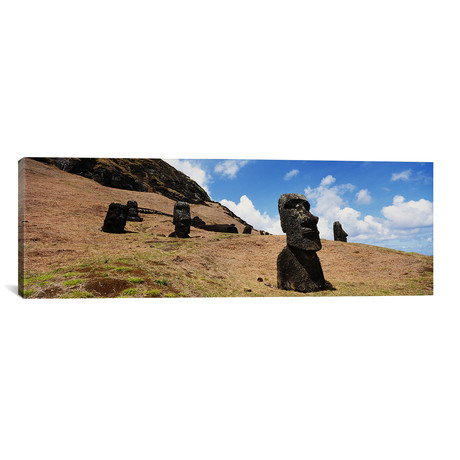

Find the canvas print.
[{"left": 18, "top": 158, "right": 433, "bottom": 298}]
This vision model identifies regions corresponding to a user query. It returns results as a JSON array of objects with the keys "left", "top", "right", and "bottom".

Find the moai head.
[
  {"left": 102, "top": 203, "right": 128, "bottom": 233},
  {"left": 126, "top": 200, "right": 143, "bottom": 221},
  {"left": 333, "top": 221, "right": 348, "bottom": 242},
  {"left": 127, "top": 200, "right": 138, "bottom": 212},
  {"left": 173, "top": 201, "right": 191, "bottom": 237},
  {"left": 278, "top": 193, "right": 322, "bottom": 251}
]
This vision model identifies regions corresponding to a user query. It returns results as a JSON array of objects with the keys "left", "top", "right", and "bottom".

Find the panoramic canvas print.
[{"left": 18, "top": 158, "right": 433, "bottom": 298}]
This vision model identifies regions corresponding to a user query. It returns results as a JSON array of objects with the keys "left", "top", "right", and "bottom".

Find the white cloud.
[
  {"left": 304, "top": 176, "right": 433, "bottom": 246},
  {"left": 220, "top": 195, "right": 282, "bottom": 234},
  {"left": 283, "top": 169, "right": 299, "bottom": 181},
  {"left": 391, "top": 169, "right": 412, "bottom": 181},
  {"left": 355, "top": 188, "right": 372, "bottom": 204},
  {"left": 320, "top": 175, "right": 336, "bottom": 186},
  {"left": 304, "top": 177, "right": 356, "bottom": 238},
  {"left": 381, "top": 196, "right": 433, "bottom": 228},
  {"left": 214, "top": 160, "right": 248, "bottom": 179},
  {"left": 165, "top": 159, "right": 212, "bottom": 197}
]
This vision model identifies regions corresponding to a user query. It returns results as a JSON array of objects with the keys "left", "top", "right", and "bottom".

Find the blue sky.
[{"left": 166, "top": 159, "right": 433, "bottom": 255}]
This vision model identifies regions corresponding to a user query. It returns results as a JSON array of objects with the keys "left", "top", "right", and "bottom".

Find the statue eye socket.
[{"left": 284, "top": 199, "right": 309, "bottom": 211}]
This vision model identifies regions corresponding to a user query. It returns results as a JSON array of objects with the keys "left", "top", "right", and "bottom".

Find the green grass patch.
[
  {"left": 115, "top": 257, "right": 132, "bottom": 263},
  {"left": 24, "top": 273, "right": 57, "bottom": 286},
  {"left": 154, "top": 278, "right": 169, "bottom": 286},
  {"left": 128, "top": 277, "right": 144, "bottom": 284},
  {"left": 144, "top": 289, "right": 161, "bottom": 297},
  {"left": 38, "top": 281, "right": 52, "bottom": 287},
  {"left": 63, "top": 279, "right": 86, "bottom": 287},
  {"left": 19, "top": 288, "right": 35, "bottom": 298},
  {"left": 114, "top": 267, "right": 132, "bottom": 272},
  {"left": 63, "top": 272, "right": 85, "bottom": 278},
  {"left": 120, "top": 288, "right": 138, "bottom": 297}
]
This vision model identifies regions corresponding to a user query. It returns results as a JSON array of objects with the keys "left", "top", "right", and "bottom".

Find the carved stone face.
[
  {"left": 333, "top": 221, "right": 348, "bottom": 242},
  {"left": 173, "top": 201, "right": 191, "bottom": 235},
  {"left": 102, "top": 203, "right": 128, "bottom": 233},
  {"left": 278, "top": 193, "right": 322, "bottom": 251}
]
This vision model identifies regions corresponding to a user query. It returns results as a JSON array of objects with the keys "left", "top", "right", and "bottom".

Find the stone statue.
[
  {"left": 126, "top": 200, "right": 143, "bottom": 222},
  {"left": 102, "top": 203, "right": 128, "bottom": 233},
  {"left": 243, "top": 225, "right": 253, "bottom": 234},
  {"left": 333, "top": 221, "right": 348, "bottom": 242},
  {"left": 277, "top": 193, "right": 328, "bottom": 292},
  {"left": 169, "top": 201, "right": 191, "bottom": 238},
  {"left": 190, "top": 216, "right": 206, "bottom": 229},
  {"left": 202, "top": 224, "right": 238, "bottom": 234}
]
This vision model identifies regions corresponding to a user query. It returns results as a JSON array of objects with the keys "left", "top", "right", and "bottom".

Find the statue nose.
[{"left": 301, "top": 212, "right": 318, "bottom": 227}]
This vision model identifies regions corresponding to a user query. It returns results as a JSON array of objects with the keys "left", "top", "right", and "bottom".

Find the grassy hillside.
[{"left": 19, "top": 158, "right": 433, "bottom": 298}]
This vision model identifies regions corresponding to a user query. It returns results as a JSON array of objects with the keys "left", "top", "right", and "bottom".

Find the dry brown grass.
[{"left": 19, "top": 158, "right": 433, "bottom": 298}]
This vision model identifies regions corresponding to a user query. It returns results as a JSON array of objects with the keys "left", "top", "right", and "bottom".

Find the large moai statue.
[
  {"left": 126, "top": 200, "right": 143, "bottom": 222},
  {"left": 102, "top": 203, "right": 128, "bottom": 233},
  {"left": 277, "top": 193, "right": 328, "bottom": 292},
  {"left": 169, "top": 201, "right": 191, "bottom": 238},
  {"left": 333, "top": 221, "right": 348, "bottom": 242},
  {"left": 243, "top": 225, "right": 253, "bottom": 234}
]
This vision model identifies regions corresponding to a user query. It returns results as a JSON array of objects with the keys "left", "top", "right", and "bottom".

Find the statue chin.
[{"left": 287, "top": 235, "right": 322, "bottom": 252}]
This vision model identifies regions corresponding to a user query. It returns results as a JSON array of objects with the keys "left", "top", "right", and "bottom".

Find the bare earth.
[{"left": 19, "top": 158, "right": 433, "bottom": 298}]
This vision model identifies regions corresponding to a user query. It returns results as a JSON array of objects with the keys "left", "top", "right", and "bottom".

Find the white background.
[{"left": 1, "top": 1, "right": 459, "bottom": 459}]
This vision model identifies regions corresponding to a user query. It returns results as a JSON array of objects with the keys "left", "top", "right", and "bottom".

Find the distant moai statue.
[
  {"left": 202, "top": 223, "right": 238, "bottom": 234},
  {"left": 126, "top": 200, "right": 143, "bottom": 222},
  {"left": 333, "top": 221, "right": 348, "bottom": 242},
  {"left": 169, "top": 201, "right": 191, "bottom": 238},
  {"left": 277, "top": 193, "right": 328, "bottom": 292},
  {"left": 102, "top": 203, "right": 128, "bottom": 233},
  {"left": 190, "top": 216, "right": 206, "bottom": 229},
  {"left": 243, "top": 225, "right": 253, "bottom": 234}
]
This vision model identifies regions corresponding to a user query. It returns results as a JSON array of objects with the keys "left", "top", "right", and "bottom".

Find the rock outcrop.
[{"left": 34, "top": 158, "right": 211, "bottom": 205}]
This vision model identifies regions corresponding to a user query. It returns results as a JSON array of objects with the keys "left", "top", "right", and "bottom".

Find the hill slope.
[
  {"left": 33, "top": 157, "right": 212, "bottom": 204},
  {"left": 19, "top": 158, "right": 433, "bottom": 298}
]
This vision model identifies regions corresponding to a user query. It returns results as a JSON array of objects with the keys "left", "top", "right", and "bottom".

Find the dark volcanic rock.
[
  {"left": 333, "top": 221, "right": 348, "bottom": 242},
  {"left": 190, "top": 216, "right": 206, "bottom": 229},
  {"left": 277, "top": 193, "right": 328, "bottom": 292},
  {"left": 102, "top": 203, "right": 128, "bottom": 233},
  {"left": 202, "top": 224, "right": 238, "bottom": 234},
  {"left": 277, "top": 245, "right": 327, "bottom": 292},
  {"left": 169, "top": 201, "right": 191, "bottom": 238},
  {"left": 243, "top": 225, "right": 253, "bottom": 234},
  {"left": 278, "top": 193, "right": 321, "bottom": 251},
  {"left": 34, "top": 158, "right": 211, "bottom": 205},
  {"left": 126, "top": 200, "right": 143, "bottom": 222}
]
